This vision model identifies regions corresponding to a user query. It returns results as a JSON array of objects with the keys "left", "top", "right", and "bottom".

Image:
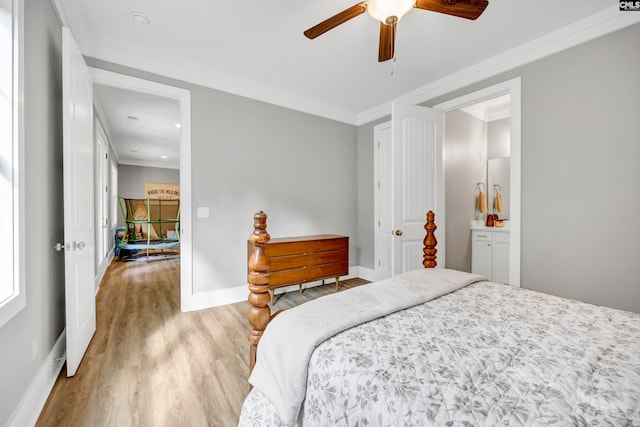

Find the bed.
[{"left": 240, "top": 211, "right": 640, "bottom": 426}]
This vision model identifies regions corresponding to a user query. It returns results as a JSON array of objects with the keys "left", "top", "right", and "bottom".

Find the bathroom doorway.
[{"left": 436, "top": 78, "right": 521, "bottom": 286}]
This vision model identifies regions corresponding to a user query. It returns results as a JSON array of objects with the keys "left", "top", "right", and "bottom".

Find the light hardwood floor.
[{"left": 36, "top": 257, "right": 368, "bottom": 427}]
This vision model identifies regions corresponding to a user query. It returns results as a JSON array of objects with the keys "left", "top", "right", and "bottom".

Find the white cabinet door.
[
  {"left": 492, "top": 232, "right": 510, "bottom": 284},
  {"left": 472, "top": 231, "right": 492, "bottom": 278},
  {"left": 472, "top": 230, "right": 510, "bottom": 284}
]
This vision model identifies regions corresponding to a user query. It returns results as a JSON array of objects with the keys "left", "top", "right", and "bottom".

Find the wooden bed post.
[
  {"left": 247, "top": 211, "right": 271, "bottom": 375},
  {"left": 423, "top": 211, "right": 437, "bottom": 268}
]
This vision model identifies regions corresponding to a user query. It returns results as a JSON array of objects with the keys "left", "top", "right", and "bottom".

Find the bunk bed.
[{"left": 116, "top": 197, "right": 180, "bottom": 261}]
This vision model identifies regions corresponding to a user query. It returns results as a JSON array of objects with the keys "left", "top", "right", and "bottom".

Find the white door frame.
[
  {"left": 435, "top": 77, "right": 521, "bottom": 286},
  {"left": 373, "top": 122, "right": 392, "bottom": 280},
  {"left": 89, "top": 68, "right": 195, "bottom": 310}
]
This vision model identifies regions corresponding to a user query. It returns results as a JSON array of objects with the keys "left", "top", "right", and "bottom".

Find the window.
[{"left": 0, "top": 0, "right": 24, "bottom": 328}]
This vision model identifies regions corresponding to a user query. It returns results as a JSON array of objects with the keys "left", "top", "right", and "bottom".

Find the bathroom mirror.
[{"left": 487, "top": 157, "right": 510, "bottom": 219}]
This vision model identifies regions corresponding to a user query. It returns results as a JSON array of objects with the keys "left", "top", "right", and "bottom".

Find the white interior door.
[
  {"left": 95, "top": 121, "right": 109, "bottom": 261},
  {"left": 62, "top": 27, "right": 96, "bottom": 377},
  {"left": 391, "top": 103, "right": 444, "bottom": 275}
]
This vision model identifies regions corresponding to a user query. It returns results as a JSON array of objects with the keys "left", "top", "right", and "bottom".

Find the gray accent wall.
[
  {"left": 487, "top": 118, "right": 511, "bottom": 160},
  {"left": 0, "top": 0, "right": 66, "bottom": 424},
  {"left": 85, "top": 58, "right": 358, "bottom": 293},
  {"left": 117, "top": 164, "right": 180, "bottom": 226},
  {"left": 118, "top": 164, "right": 179, "bottom": 200},
  {"left": 358, "top": 23, "right": 640, "bottom": 313},
  {"left": 444, "top": 110, "right": 487, "bottom": 273}
]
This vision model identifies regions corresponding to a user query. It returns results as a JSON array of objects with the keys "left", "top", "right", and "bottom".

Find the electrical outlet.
[
  {"left": 32, "top": 338, "right": 38, "bottom": 360},
  {"left": 197, "top": 207, "right": 210, "bottom": 218}
]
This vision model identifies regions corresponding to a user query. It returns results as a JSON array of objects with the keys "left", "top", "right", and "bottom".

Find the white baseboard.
[
  {"left": 350, "top": 265, "right": 377, "bottom": 282},
  {"left": 94, "top": 247, "right": 114, "bottom": 294},
  {"left": 7, "top": 330, "right": 66, "bottom": 427},
  {"left": 182, "top": 265, "right": 377, "bottom": 311}
]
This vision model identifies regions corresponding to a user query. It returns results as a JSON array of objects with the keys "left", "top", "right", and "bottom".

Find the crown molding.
[
  {"left": 87, "top": 47, "right": 359, "bottom": 125},
  {"left": 356, "top": 7, "right": 640, "bottom": 125},
  {"left": 50, "top": 0, "right": 70, "bottom": 27}
]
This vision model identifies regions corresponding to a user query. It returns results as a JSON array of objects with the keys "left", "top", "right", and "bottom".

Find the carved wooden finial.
[
  {"left": 423, "top": 211, "right": 437, "bottom": 268},
  {"left": 248, "top": 211, "right": 271, "bottom": 374}
]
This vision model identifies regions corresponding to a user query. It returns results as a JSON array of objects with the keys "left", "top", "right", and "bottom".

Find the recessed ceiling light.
[
  {"left": 160, "top": 155, "right": 168, "bottom": 159},
  {"left": 131, "top": 12, "right": 150, "bottom": 26},
  {"left": 175, "top": 123, "right": 181, "bottom": 128}
]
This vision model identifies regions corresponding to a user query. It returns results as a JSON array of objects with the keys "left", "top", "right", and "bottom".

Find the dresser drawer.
[
  {"left": 267, "top": 237, "right": 348, "bottom": 257},
  {"left": 472, "top": 231, "right": 492, "bottom": 242},
  {"left": 271, "top": 249, "right": 347, "bottom": 271},
  {"left": 270, "top": 261, "right": 348, "bottom": 287}
]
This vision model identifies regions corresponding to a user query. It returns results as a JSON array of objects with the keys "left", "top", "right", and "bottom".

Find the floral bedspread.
[{"left": 238, "top": 282, "right": 640, "bottom": 426}]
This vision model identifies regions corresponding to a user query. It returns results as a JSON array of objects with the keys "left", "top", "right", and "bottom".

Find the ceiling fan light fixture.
[{"left": 367, "top": 0, "right": 416, "bottom": 23}]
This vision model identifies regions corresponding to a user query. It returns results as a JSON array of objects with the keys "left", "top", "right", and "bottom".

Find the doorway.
[
  {"left": 436, "top": 78, "right": 521, "bottom": 286},
  {"left": 89, "top": 68, "right": 194, "bottom": 310},
  {"left": 373, "top": 78, "right": 521, "bottom": 286}
]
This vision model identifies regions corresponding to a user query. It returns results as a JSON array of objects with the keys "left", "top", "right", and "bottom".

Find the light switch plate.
[{"left": 197, "top": 207, "right": 210, "bottom": 218}]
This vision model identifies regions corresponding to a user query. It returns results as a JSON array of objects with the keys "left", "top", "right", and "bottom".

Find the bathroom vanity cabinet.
[{"left": 471, "top": 228, "right": 510, "bottom": 284}]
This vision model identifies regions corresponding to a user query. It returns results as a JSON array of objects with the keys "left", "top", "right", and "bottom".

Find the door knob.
[{"left": 395, "top": 230, "right": 403, "bottom": 236}]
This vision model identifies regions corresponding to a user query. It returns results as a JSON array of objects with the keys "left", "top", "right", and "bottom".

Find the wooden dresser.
[{"left": 248, "top": 234, "right": 349, "bottom": 299}]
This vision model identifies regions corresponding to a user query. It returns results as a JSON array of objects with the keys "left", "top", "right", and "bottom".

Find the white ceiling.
[
  {"left": 56, "top": 0, "right": 630, "bottom": 126},
  {"left": 94, "top": 84, "right": 181, "bottom": 169},
  {"left": 460, "top": 94, "right": 510, "bottom": 122}
]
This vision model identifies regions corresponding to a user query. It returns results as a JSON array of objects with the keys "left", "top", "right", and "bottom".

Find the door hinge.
[
  {"left": 378, "top": 220, "right": 380, "bottom": 227},
  {"left": 378, "top": 259, "right": 381, "bottom": 266},
  {"left": 105, "top": 153, "right": 108, "bottom": 159},
  {"left": 377, "top": 141, "right": 380, "bottom": 149},
  {"left": 377, "top": 181, "right": 380, "bottom": 188}
]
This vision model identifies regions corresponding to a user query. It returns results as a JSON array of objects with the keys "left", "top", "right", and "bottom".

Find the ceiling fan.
[{"left": 304, "top": 0, "right": 489, "bottom": 62}]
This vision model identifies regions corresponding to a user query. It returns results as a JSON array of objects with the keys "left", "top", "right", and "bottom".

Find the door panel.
[
  {"left": 62, "top": 27, "right": 96, "bottom": 377},
  {"left": 391, "top": 103, "right": 443, "bottom": 275}
]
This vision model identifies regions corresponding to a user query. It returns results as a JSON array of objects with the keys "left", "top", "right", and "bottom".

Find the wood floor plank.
[{"left": 36, "top": 258, "right": 369, "bottom": 426}]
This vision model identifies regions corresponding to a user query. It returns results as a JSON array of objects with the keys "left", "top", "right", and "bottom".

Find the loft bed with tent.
[{"left": 115, "top": 197, "right": 181, "bottom": 261}]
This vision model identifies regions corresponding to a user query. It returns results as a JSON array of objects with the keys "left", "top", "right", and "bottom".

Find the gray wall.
[
  {"left": 118, "top": 164, "right": 180, "bottom": 200},
  {"left": 117, "top": 164, "right": 180, "bottom": 226},
  {"left": 444, "top": 110, "right": 487, "bottom": 272},
  {"left": 86, "top": 58, "right": 358, "bottom": 293},
  {"left": 0, "top": 0, "right": 66, "bottom": 423},
  {"left": 487, "top": 118, "right": 511, "bottom": 160},
  {"left": 358, "top": 23, "right": 640, "bottom": 313}
]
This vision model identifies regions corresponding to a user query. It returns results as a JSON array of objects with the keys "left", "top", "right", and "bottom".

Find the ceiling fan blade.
[
  {"left": 414, "top": 0, "right": 489, "bottom": 20},
  {"left": 378, "top": 18, "right": 397, "bottom": 62},
  {"left": 304, "top": 2, "right": 367, "bottom": 39}
]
